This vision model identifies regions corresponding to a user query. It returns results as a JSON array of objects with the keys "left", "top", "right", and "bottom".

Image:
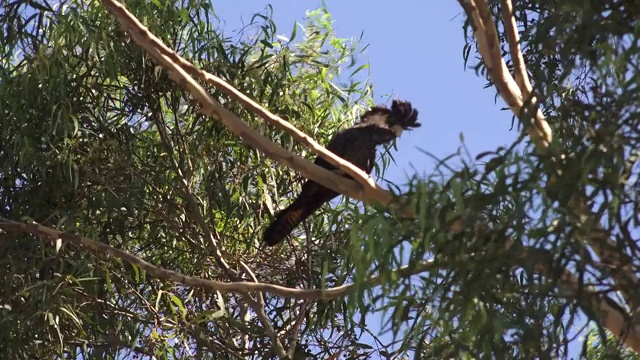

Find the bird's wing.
[{"left": 312, "top": 129, "right": 356, "bottom": 173}]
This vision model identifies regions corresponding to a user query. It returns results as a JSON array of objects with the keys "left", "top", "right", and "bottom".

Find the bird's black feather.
[{"left": 262, "top": 100, "right": 420, "bottom": 246}]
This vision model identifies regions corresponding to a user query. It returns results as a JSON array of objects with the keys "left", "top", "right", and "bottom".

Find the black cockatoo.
[{"left": 263, "top": 100, "right": 420, "bottom": 246}]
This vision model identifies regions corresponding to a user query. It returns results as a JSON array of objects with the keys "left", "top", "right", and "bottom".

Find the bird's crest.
[{"left": 355, "top": 100, "right": 421, "bottom": 136}]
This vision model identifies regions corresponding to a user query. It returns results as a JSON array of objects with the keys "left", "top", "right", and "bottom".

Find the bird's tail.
[{"left": 262, "top": 196, "right": 324, "bottom": 247}]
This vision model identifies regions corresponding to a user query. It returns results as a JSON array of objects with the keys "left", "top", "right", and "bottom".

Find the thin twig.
[
  {"left": 286, "top": 300, "right": 310, "bottom": 358},
  {"left": 244, "top": 295, "right": 287, "bottom": 357},
  {"left": 239, "top": 260, "right": 287, "bottom": 357}
]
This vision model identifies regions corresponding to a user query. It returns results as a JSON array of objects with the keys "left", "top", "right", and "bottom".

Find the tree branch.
[
  {"left": 99, "top": 0, "right": 400, "bottom": 211},
  {"left": 4, "top": 216, "right": 636, "bottom": 351},
  {"left": 499, "top": 0, "right": 532, "bottom": 98},
  {"left": 66, "top": 337, "right": 155, "bottom": 358},
  {"left": 500, "top": 0, "right": 639, "bottom": 313},
  {"left": 463, "top": 0, "right": 639, "bottom": 307},
  {"left": 0, "top": 217, "right": 428, "bottom": 300},
  {"left": 458, "top": 0, "right": 551, "bottom": 150},
  {"left": 459, "top": 0, "right": 640, "bottom": 351}
]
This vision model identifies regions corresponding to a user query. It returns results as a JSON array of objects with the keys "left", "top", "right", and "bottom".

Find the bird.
[{"left": 262, "top": 99, "right": 421, "bottom": 247}]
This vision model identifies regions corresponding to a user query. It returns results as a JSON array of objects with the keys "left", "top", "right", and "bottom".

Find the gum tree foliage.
[
  {"left": 586, "top": 330, "right": 640, "bottom": 360},
  {"left": 1, "top": 1, "right": 639, "bottom": 360},
  {"left": 0, "top": 1, "right": 378, "bottom": 358},
  {"left": 356, "top": 0, "right": 640, "bottom": 359}
]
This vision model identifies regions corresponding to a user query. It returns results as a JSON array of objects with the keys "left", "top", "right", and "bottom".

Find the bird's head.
[
  {"left": 355, "top": 99, "right": 421, "bottom": 138},
  {"left": 387, "top": 99, "right": 421, "bottom": 136}
]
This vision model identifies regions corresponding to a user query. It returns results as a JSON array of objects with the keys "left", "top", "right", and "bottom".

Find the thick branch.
[
  {"left": 99, "top": 0, "right": 395, "bottom": 209},
  {"left": 500, "top": 0, "right": 532, "bottom": 97},
  {"left": 458, "top": 0, "right": 551, "bottom": 150}
]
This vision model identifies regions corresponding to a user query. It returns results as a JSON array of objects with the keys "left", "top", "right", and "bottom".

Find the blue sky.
[{"left": 213, "top": 0, "right": 540, "bottom": 356}]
